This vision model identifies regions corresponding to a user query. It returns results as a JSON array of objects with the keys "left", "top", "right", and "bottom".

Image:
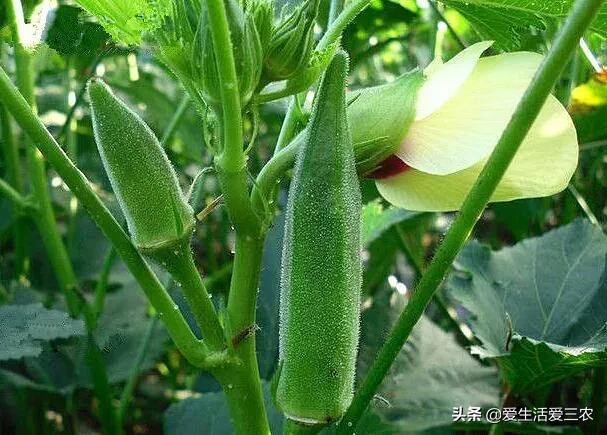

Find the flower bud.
[
  {"left": 198, "top": 0, "right": 264, "bottom": 110},
  {"left": 262, "top": 0, "right": 319, "bottom": 82},
  {"left": 87, "top": 79, "right": 195, "bottom": 255},
  {"left": 247, "top": 0, "right": 274, "bottom": 52},
  {"left": 349, "top": 70, "right": 425, "bottom": 174}
]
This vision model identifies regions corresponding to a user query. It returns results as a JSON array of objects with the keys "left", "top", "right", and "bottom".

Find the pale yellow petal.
[
  {"left": 415, "top": 41, "right": 494, "bottom": 121},
  {"left": 378, "top": 96, "right": 578, "bottom": 212},
  {"left": 400, "top": 51, "right": 544, "bottom": 175}
]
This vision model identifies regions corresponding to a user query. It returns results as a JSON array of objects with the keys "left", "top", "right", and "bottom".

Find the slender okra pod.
[{"left": 277, "top": 51, "right": 362, "bottom": 427}]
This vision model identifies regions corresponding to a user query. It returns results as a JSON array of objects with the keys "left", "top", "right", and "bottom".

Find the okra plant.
[{"left": 0, "top": 0, "right": 606, "bottom": 434}]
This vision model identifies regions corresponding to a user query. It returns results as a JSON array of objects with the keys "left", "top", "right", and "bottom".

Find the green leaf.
[
  {"left": 441, "top": 0, "right": 607, "bottom": 49},
  {"left": 358, "top": 287, "right": 500, "bottom": 431},
  {"left": 45, "top": 5, "right": 109, "bottom": 61},
  {"left": 448, "top": 219, "right": 607, "bottom": 392},
  {"left": 163, "top": 382, "right": 283, "bottom": 434},
  {"left": 91, "top": 284, "right": 168, "bottom": 384},
  {"left": 73, "top": 0, "right": 171, "bottom": 45},
  {"left": 362, "top": 199, "right": 421, "bottom": 246},
  {"left": 0, "top": 303, "right": 85, "bottom": 361}
]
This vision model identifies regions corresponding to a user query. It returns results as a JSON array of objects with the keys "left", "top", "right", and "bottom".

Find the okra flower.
[{"left": 351, "top": 41, "right": 578, "bottom": 212}]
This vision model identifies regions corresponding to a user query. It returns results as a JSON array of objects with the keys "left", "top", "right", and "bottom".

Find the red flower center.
[{"left": 367, "top": 155, "right": 412, "bottom": 179}]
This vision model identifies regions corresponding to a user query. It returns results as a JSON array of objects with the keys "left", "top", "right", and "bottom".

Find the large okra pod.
[
  {"left": 87, "top": 79, "right": 195, "bottom": 256},
  {"left": 277, "top": 51, "right": 362, "bottom": 425}
]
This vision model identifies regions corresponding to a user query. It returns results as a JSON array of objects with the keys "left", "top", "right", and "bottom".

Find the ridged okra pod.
[{"left": 277, "top": 51, "right": 362, "bottom": 426}]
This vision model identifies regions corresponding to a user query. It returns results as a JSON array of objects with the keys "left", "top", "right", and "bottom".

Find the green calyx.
[
  {"left": 87, "top": 79, "right": 195, "bottom": 257},
  {"left": 282, "top": 70, "right": 424, "bottom": 175},
  {"left": 349, "top": 70, "right": 425, "bottom": 174},
  {"left": 262, "top": 0, "right": 320, "bottom": 83}
]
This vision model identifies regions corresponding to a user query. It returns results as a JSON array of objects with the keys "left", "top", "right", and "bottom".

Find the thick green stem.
[
  {"left": 215, "top": 235, "right": 269, "bottom": 435},
  {"left": 0, "top": 66, "right": 209, "bottom": 367},
  {"left": 206, "top": 0, "right": 260, "bottom": 236},
  {"left": 337, "top": 0, "right": 605, "bottom": 432},
  {"left": 205, "top": 1, "right": 269, "bottom": 431},
  {"left": 329, "top": 0, "right": 346, "bottom": 25}
]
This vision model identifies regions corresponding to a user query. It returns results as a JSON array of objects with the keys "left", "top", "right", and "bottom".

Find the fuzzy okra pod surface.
[
  {"left": 87, "top": 78, "right": 194, "bottom": 256},
  {"left": 277, "top": 51, "right": 362, "bottom": 426}
]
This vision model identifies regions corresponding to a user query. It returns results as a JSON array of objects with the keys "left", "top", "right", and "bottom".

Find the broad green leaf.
[
  {"left": 441, "top": 0, "right": 607, "bottom": 50},
  {"left": 163, "top": 382, "right": 283, "bottom": 434},
  {"left": 73, "top": 0, "right": 170, "bottom": 45},
  {"left": 0, "top": 303, "right": 84, "bottom": 361},
  {"left": 362, "top": 199, "right": 421, "bottom": 246},
  {"left": 448, "top": 219, "right": 607, "bottom": 392},
  {"left": 357, "top": 287, "right": 500, "bottom": 431}
]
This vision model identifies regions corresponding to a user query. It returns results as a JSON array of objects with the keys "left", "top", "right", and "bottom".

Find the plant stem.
[
  {"left": 160, "top": 95, "right": 190, "bottom": 147},
  {"left": 214, "top": 235, "right": 270, "bottom": 434},
  {"left": 162, "top": 242, "right": 225, "bottom": 350},
  {"left": 0, "top": 66, "right": 209, "bottom": 368},
  {"left": 7, "top": 0, "right": 80, "bottom": 315},
  {"left": 329, "top": 0, "right": 346, "bottom": 25},
  {"left": 252, "top": 139, "right": 299, "bottom": 217},
  {"left": 0, "top": 178, "right": 29, "bottom": 209},
  {"left": 206, "top": 0, "right": 260, "bottom": 236},
  {"left": 568, "top": 184, "right": 600, "bottom": 225},
  {"left": 57, "top": 50, "right": 107, "bottom": 142},
  {"left": 85, "top": 335, "right": 124, "bottom": 435},
  {"left": 117, "top": 314, "right": 158, "bottom": 425},
  {"left": 274, "top": 96, "right": 304, "bottom": 156},
  {"left": 205, "top": 2, "right": 269, "bottom": 431},
  {"left": 93, "top": 247, "right": 117, "bottom": 320},
  {"left": 581, "top": 139, "right": 607, "bottom": 151},
  {"left": 317, "top": 0, "right": 372, "bottom": 51},
  {"left": 337, "top": 0, "right": 606, "bottom": 432},
  {"left": 0, "top": 100, "right": 28, "bottom": 276}
]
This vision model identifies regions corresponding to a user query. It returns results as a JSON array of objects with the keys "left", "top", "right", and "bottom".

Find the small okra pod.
[{"left": 87, "top": 79, "right": 195, "bottom": 257}]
